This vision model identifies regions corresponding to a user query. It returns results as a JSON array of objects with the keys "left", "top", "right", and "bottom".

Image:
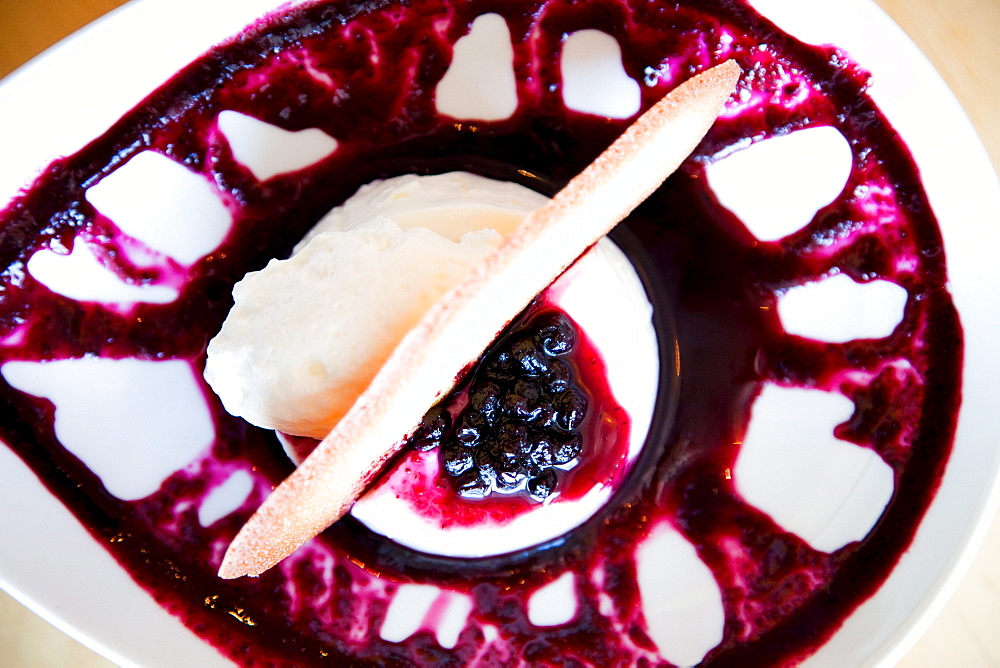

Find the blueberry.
[
  {"left": 496, "top": 468, "right": 527, "bottom": 492},
  {"left": 412, "top": 405, "right": 451, "bottom": 450},
  {"left": 528, "top": 436, "right": 556, "bottom": 469},
  {"left": 455, "top": 469, "right": 491, "bottom": 499},
  {"left": 455, "top": 413, "right": 485, "bottom": 446},
  {"left": 542, "top": 359, "right": 573, "bottom": 394},
  {"left": 478, "top": 461, "right": 501, "bottom": 490},
  {"left": 469, "top": 382, "right": 502, "bottom": 425},
  {"left": 432, "top": 305, "right": 590, "bottom": 502},
  {"left": 503, "top": 379, "right": 546, "bottom": 422},
  {"left": 499, "top": 442, "right": 524, "bottom": 471},
  {"left": 480, "top": 435, "right": 520, "bottom": 473},
  {"left": 497, "top": 422, "right": 530, "bottom": 456},
  {"left": 550, "top": 433, "right": 582, "bottom": 465},
  {"left": 440, "top": 444, "right": 473, "bottom": 477},
  {"left": 510, "top": 336, "right": 549, "bottom": 376},
  {"left": 535, "top": 313, "right": 575, "bottom": 357},
  {"left": 484, "top": 350, "right": 517, "bottom": 382},
  {"left": 554, "top": 388, "right": 588, "bottom": 431},
  {"left": 527, "top": 469, "right": 558, "bottom": 500},
  {"left": 526, "top": 403, "right": 556, "bottom": 427}
]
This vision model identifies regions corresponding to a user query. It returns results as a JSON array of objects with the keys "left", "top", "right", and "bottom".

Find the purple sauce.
[
  {"left": 419, "top": 301, "right": 630, "bottom": 506},
  {"left": 0, "top": 0, "right": 961, "bottom": 665}
]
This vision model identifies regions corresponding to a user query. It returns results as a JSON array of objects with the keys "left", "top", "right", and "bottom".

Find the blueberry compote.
[
  {"left": 0, "top": 0, "right": 962, "bottom": 665},
  {"left": 413, "top": 304, "right": 602, "bottom": 503}
]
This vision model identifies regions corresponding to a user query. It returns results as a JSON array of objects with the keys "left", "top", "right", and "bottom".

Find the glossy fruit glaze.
[
  {"left": 0, "top": 0, "right": 961, "bottom": 665},
  {"left": 415, "top": 304, "right": 627, "bottom": 506}
]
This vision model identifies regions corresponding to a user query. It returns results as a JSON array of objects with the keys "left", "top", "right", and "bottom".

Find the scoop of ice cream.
[{"left": 204, "top": 172, "right": 548, "bottom": 439}]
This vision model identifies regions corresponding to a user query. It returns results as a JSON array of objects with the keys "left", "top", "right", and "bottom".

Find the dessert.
[
  {"left": 0, "top": 0, "right": 964, "bottom": 665},
  {"left": 217, "top": 60, "right": 738, "bottom": 580},
  {"left": 211, "top": 168, "right": 663, "bottom": 559},
  {"left": 351, "top": 228, "right": 660, "bottom": 559}
]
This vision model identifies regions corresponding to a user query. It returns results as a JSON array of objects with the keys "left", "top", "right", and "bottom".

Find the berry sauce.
[
  {"left": 415, "top": 303, "right": 626, "bottom": 506},
  {"left": 0, "top": 0, "right": 961, "bottom": 665}
]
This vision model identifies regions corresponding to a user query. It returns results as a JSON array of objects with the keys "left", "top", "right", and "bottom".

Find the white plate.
[{"left": 0, "top": 0, "right": 998, "bottom": 665}]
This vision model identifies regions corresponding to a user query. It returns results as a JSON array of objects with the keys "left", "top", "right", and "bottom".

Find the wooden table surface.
[{"left": 1, "top": 1, "right": 998, "bottom": 665}]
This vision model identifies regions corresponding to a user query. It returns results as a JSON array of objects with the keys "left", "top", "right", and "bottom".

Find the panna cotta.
[
  {"left": 352, "top": 231, "right": 658, "bottom": 557},
  {"left": 218, "top": 171, "right": 659, "bottom": 556}
]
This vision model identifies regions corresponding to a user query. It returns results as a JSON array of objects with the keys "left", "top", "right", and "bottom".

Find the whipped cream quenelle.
[
  {"left": 205, "top": 171, "right": 659, "bottom": 556},
  {"left": 205, "top": 172, "right": 550, "bottom": 439}
]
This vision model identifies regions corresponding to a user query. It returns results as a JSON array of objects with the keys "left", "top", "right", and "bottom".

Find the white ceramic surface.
[{"left": 0, "top": 0, "right": 998, "bottom": 665}]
